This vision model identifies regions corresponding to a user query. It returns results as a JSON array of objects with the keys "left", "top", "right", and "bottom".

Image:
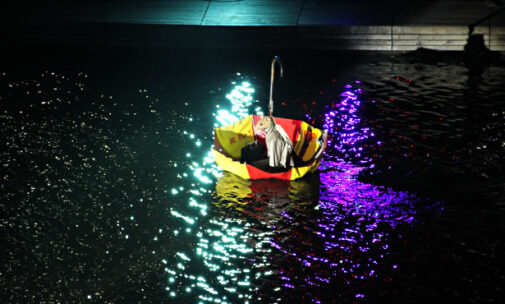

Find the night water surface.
[{"left": 1, "top": 49, "right": 504, "bottom": 303}]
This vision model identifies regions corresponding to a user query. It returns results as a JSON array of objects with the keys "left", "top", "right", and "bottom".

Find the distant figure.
[{"left": 255, "top": 116, "right": 295, "bottom": 169}]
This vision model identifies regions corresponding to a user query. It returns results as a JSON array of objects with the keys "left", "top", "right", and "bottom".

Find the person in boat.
[{"left": 255, "top": 115, "right": 295, "bottom": 169}]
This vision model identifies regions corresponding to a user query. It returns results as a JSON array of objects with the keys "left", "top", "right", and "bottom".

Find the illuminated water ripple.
[
  {"left": 0, "top": 70, "right": 192, "bottom": 302},
  {"left": 322, "top": 82, "right": 375, "bottom": 164},
  {"left": 0, "top": 71, "right": 442, "bottom": 303},
  {"left": 265, "top": 161, "right": 441, "bottom": 302},
  {"left": 2, "top": 54, "right": 504, "bottom": 304},
  {"left": 165, "top": 77, "right": 442, "bottom": 303},
  {"left": 164, "top": 77, "right": 266, "bottom": 304}
]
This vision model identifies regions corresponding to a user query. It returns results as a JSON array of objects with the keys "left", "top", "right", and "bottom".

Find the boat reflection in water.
[
  {"left": 207, "top": 161, "right": 428, "bottom": 303},
  {"left": 213, "top": 171, "right": 320, "bottom": 221},
  {"left": 165, "top": 79, "right": 440, "bottom": 303}
]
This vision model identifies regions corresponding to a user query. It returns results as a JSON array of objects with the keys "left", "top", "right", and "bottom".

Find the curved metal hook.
[{"left": 269, "top": 56, "right": 283, "bottom": 117}]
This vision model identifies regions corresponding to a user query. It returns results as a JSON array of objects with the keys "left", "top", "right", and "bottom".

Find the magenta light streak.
[
  {"left": 268, "top": 84, "right": 442, "bottom": 302},
  {"left": 323, "top": 86, "right": 375, "bottom": 164}
]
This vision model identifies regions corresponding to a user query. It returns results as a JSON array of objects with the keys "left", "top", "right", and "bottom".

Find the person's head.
[{"left": 255, "top": 116, "right": 274, "bottom": 130}]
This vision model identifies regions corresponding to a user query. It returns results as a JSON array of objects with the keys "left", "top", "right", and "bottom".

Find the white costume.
[{"left": 263, "top": 123, "right": 295, "bottom": 168}]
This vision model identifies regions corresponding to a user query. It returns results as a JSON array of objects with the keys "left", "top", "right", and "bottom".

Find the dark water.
[{"left": 1, "top": 48, "right": 504, "bottom": 303}]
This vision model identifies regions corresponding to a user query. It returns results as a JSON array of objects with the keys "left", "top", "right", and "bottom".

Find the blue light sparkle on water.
[{"left": 165, "top": 77, "right": 441, "bottom": 303}]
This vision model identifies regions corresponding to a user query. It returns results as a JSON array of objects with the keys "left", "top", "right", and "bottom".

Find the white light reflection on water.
[{"left": 165, "top": 79, "right": 263, "bottom": 303}]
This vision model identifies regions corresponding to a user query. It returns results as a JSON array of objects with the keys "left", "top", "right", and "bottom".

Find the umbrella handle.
[{"left": 269, "top": 56, "right": 283, "bottom": 117}]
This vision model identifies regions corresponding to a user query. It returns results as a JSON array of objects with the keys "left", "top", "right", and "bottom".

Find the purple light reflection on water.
[
  {"left": 271, "top": 160, "right": 429, "bottom": 300},
  {"left": 191, "top": 81, "right": 445, "bottom": 303},
  {"left": 267, "top": 84, "right": 442, "bottom": 302},
  {"left": 323, "top": 86, "right": 374, "bottom": 164}
]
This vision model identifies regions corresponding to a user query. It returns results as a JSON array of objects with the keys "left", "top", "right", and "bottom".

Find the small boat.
[{"left": 212, "top": 57, "right": 328, "bottom": 180}]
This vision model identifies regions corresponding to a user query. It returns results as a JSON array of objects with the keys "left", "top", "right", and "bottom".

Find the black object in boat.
[{"left": 240, "top": 141, "right": 266, "bottom": 164}]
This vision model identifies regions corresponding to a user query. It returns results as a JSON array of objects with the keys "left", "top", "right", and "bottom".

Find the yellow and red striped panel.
[{"left": 213, "top": 115, "right": 326, "bottom": 180}]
